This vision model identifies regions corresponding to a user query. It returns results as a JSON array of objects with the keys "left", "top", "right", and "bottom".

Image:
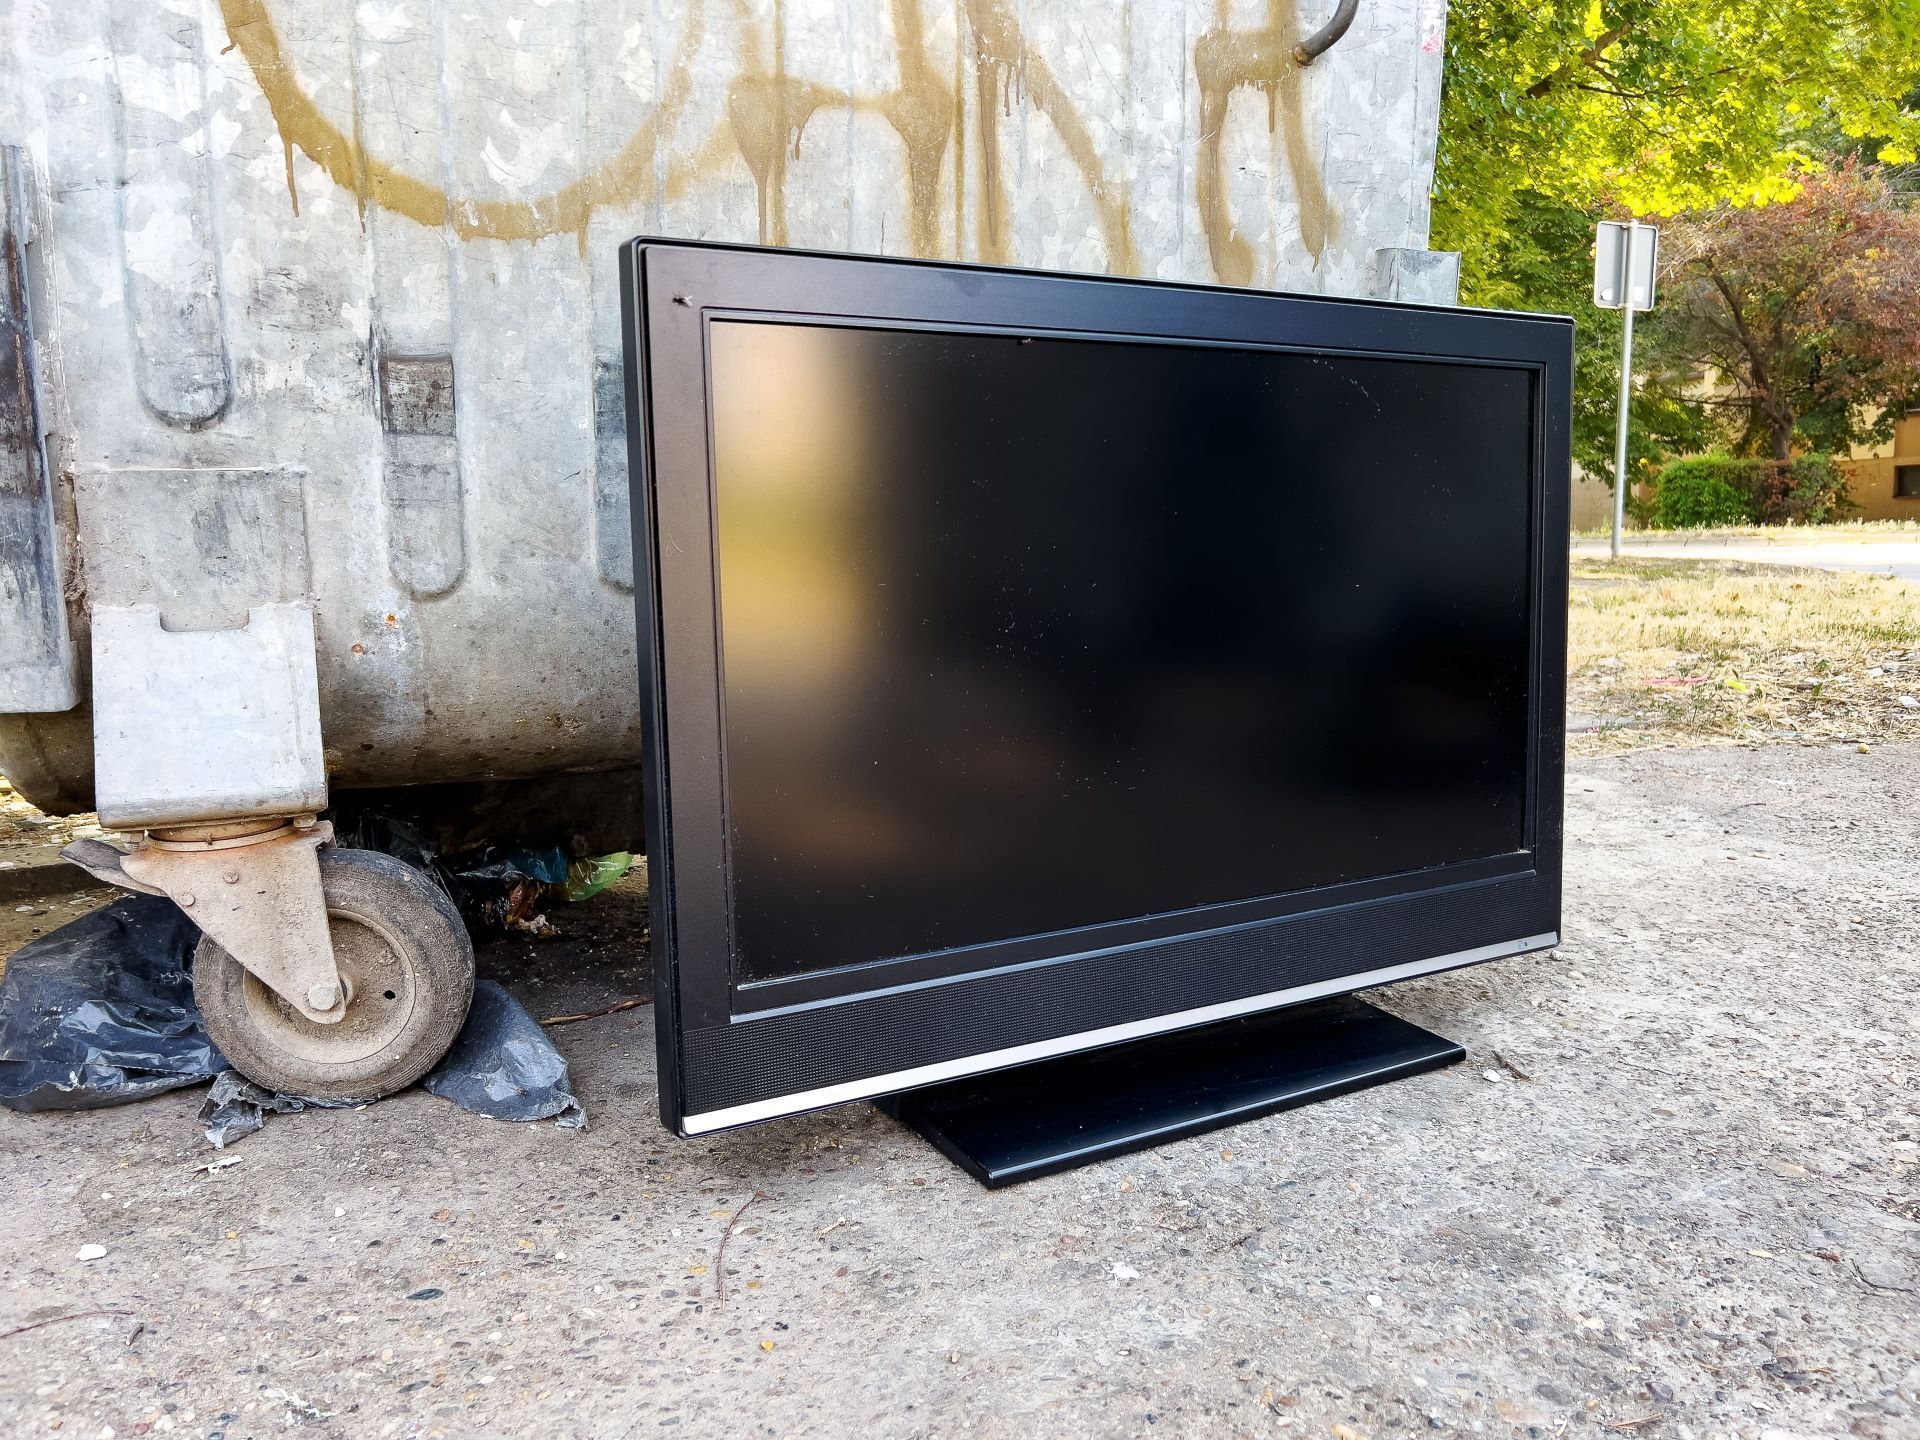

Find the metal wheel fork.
[{"left": 64, "top": 817, "right": 350, "bottom": 1025}]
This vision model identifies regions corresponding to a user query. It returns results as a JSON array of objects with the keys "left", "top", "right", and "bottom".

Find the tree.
[
  {"left": 1432, "top": 2, "right": 1920, "bottom": 486},
  {"left": 1650, "top": 162, "right": 1920, "bottom": 459},
  {"left": 1471, "top": 191, "right": 1708, "bottom": 485},
  {"left": 1434, "top": 1, "right": 1920, "bottom": 277}
]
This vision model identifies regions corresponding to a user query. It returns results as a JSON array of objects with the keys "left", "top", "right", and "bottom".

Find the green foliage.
[
  {"left": 1651, "top": 164, "right": 1920, "bottom": 459},
  {"left": 1648, "top": 453, "right": 1855, "bottom": 528},
  {"left": 1434, "top": 1, "right": 1920, "bottom": 272},
  {"left": 1651, "top": 456, "right": 1761, "bottom": 528},
  {"left": 1465, "top": 191, "right": 1708, "bottom": 486},
  {"left": 1435, "top": 5, "right": 1920, "bottom": 489}
]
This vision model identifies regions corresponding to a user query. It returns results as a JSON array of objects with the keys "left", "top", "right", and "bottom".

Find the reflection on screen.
[{"left": 711, "top": 321, "right": 1534, "bottom": 982}]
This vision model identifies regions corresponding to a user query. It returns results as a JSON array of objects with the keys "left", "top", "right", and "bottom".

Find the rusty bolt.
[
  {"left": 178, "top": 892, "right": 195, "bottom": 908},
  {"left": 307, "top": 982, "right": 340, "bottom": 1011},
  {"left": 222, "top": 869, "right": 240, "bottom": 885}
]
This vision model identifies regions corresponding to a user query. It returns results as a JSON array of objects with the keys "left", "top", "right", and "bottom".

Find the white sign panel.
[{"left": 1594, "top": 221, "right": 1658, "bottom": 312}]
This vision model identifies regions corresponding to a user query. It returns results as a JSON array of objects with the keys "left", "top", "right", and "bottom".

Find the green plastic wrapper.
[{"left": 564, "top": 851, "right": 633, "bottom": 902}]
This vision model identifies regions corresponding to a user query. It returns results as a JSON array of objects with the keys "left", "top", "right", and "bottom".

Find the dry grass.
[
  {"left": 1568, "top": 557, "right": 1920, "bottom": 755},
  {"left": 1571, "top": 519, "right": 1920, "bottom": 542}
]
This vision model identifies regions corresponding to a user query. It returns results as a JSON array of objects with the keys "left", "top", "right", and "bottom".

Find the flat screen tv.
[{"left": 620, "top": 239, "right": 1570, "bottom": 1141}]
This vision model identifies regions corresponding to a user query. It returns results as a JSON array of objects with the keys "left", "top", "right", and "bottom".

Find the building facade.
[{"left": 1843, "top": 411, "right": 1920, "bottom": 522}]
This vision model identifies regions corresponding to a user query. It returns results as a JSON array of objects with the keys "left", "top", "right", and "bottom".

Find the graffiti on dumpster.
[{"left": 216, "top": 0, "right": 1332, "bottom": 282}]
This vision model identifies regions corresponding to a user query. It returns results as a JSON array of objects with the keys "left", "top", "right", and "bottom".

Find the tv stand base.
[{"left": 879, "top": 995, "right": 1464, "bottom": 1188}]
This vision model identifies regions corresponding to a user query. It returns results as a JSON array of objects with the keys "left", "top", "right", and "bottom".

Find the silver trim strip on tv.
[{"left": 681, "top": 930, "right": 1560, "bottom": 1135}]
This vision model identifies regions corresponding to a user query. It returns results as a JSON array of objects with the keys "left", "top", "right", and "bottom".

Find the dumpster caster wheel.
[{"left": 193, "top": 847, "right": 475, "bottom": 1101}]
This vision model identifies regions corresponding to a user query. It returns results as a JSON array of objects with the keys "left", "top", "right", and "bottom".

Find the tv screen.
[{"left": 622, "top": 241, "right": 1570, "bottom": 1136}]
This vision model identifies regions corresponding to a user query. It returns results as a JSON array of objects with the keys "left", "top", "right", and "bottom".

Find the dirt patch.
[
  {"left": 0, "top": 781, "right": 119, "bottom": 968},
  {"left": 1569, "top": 556, "right": 1920, "bottom": 755}
]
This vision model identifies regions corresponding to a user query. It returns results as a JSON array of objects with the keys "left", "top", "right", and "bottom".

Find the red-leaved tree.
[{"left": 1654, "top": 162, "right": 1920, "bottom": 460}]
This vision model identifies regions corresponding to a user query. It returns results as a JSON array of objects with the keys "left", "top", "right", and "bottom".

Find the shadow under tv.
[{"left": 619, "top": 238, "right": 1570, "bottom": 1186}]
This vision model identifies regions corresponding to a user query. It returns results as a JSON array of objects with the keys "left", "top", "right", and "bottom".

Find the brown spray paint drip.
[
  {"left": 880, "top": 0, "right": 953, "bottom": 261},
  {"left": 727, "top": 0, "right": 954, "bottom": 257},
  {"left": 217, "top": 0, "right": 708, "bottom": 243},
  {"left": 963, "top": 0, "right": 1138, "bottom": 274},
  {"left": 1195, "top": 0, "right": 1333, "bottom": 286},
  {"left": 726, "top": 71, "right": 836, "bottom": 249}
]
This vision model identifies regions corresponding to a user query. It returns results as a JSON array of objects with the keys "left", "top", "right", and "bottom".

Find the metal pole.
[{"left": 1610, "top": 226, "right": 1638, "bottom": 560}]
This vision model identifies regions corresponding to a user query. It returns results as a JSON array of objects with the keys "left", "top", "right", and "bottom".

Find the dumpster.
[{"left": 0, "top": 0, "right": 1458, "bottom": 1094}]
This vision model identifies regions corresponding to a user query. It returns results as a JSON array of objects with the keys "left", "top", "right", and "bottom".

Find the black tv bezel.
[{"left": 620, "top": 239, "right": 1571, "bottom": 1136}]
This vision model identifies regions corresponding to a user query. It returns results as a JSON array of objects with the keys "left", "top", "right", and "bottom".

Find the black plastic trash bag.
[
  {"left": 422, "top": 980, "right": 587, "bottom": 1129},
  {"left": 0, "top": 895, "right": 221, "bottom": 1111},
  {"left": 0, "top": 898, "right": 587, "bottom": 1141},
  {"left": 331, "top": 809, "right": 632, "bottom": 933},
  {"left": 199, "top": 1070, "right": 353, "bottom": 1147},
  {"left": 199, "top": 980, "right": 586, "bottom": 1146}
]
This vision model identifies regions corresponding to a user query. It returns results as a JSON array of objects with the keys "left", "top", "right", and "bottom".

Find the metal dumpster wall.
[{"left": 0, "top": 0, "right": 1447, "bottom": 810}]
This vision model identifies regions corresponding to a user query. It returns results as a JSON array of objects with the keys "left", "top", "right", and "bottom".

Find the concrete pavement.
[
  {"left": 1573, "top": 530, "right": 1920, "bottom": 580},
  {"left": 3, "top": 743, "right": 1917, "bottom": 1438}
]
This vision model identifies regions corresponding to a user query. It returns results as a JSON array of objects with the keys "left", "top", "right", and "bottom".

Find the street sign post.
[{"left": 1594, "top": 220, "right": 1659, "bottom": 558}]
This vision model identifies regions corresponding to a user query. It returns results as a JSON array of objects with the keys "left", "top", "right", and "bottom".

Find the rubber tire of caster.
[{"left": 192, "top": 847, "right": 475, "bottom": 1101}]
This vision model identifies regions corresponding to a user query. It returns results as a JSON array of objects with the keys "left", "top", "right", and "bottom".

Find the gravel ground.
[{"left": 1, "top": 742, "right": 1916, "bottom": 1440}]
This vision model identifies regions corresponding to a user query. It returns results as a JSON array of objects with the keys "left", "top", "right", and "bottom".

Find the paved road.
[
  {"left": 1573, "top": 532, "right": 1920, "bottom": 580},
  {"left": 4, "top": 744, "right": 1918, "bottom": 1438}
]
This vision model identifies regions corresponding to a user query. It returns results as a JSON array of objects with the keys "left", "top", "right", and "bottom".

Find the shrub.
[
  {"left": 1648, "top": 453, "right": 1857, "bottom": 528},
  {"left": 1651, "top": 456, "right": 1758, "bottom": 529},
  {"left": 1760, "top": 455, "right": 1854, "bottom": 525}
]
